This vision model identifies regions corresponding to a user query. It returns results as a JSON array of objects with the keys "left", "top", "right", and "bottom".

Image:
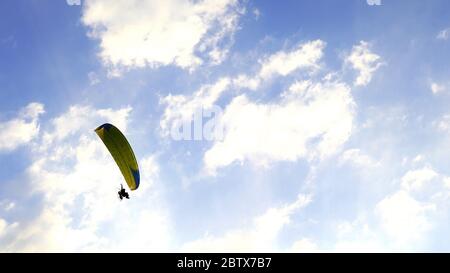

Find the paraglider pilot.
[{"left": 118, "top": 184, "right": 130, "bottom": 200}]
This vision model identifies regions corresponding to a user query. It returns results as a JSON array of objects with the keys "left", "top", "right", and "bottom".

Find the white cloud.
[
  {"left": 41, "top": 105, "right": 131, "bottom": 148},
  {"left": 444, "top": 177, "right": 450, "bottom": 189},
  {"left": 346, "top": 41, "right": 383, "bottom": 86},
  {"left": 433, "top": 114, "right": 450, "bottom": 132},
  {"left": 0, "top": 218, "right": 19, "bottom": 241},
  {"left": 412, "top": 154, "right": 424, "bottom": 163},
  {"left": 182, "top": 194, "right": 311, "bottom": 252},
  {"left": 0, "top": 219, "right": 7, "bottom": 236},
  {"left": 258, "top": 40, "right": 325, "bottom": 79},
  {"left": 232, "top": 40, "right": 325, "bottom": 91},
  {"left": 329, "top": 215, "right": 386, "bottom": 252},
  {"left": 88, "top": 71, "right": 100, "bottom": 85},
  {"left": 0, "top": 103, "right": 44, "bottom": 152},
  {"left": 290, "top": 238, "right": 319, "bottom": 252},
  {"left": 339, "top": 148, "right": 380, "bottom": 168},
  {"left": 82, "top": 0, "right": 243, "bottom": 75},
  {"left": 252, "top": 8, "right": 261, "bottom": 20},
  {"left": 437, "top": 28, "right": 450, "bottom": 40},
  {"left": 232, "top": 74, "right": 261, "bottom": 90},
  {"left": 331, "top": 165, "right": 450, "bottom": 251},
  {"left": 333, "top": 237, "right": 384, "bottom": 252},
  {"left": 159, "top": 40, "right": 326, "bottom": 137},
  {"left": 430, "top": 82, "right": 448, "bottom": 95},
  {"left": 204, "top": 80, "right": 355, "bottom": 174},
  {"left": 375, "top": 190, "right": 435, "bottom": 244},
  {"left": 16, "top": 153, "right": 169, "bottom": 252},
  {"left": 400, "top": 167, "right": 438, "bottom": 192},
  {"left": 373, "top": 166, "right": 450, "bottom": 246},
  {"left": 0, "top": 201, "right": 15, "bottom": 212}
]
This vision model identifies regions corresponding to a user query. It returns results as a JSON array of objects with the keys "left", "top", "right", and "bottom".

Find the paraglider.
[{"left": 94, "top": 123, "right": 140, "bottom": 200}]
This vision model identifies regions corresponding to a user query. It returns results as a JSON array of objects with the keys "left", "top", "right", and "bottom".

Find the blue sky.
[{"left": 1, "top": 0, "right": 450, "bottom": 252}]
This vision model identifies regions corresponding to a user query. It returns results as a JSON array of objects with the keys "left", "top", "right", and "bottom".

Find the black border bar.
[{"left": 1, "top": 253, "right": 448, "bottom": 272}]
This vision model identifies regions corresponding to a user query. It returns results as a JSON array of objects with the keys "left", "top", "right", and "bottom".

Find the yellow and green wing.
[{"left": 95, "top": 123, "right": 140, "bottom": 191}]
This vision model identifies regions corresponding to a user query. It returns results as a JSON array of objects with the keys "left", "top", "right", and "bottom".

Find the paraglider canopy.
[{"left": 95, "top": 123, "right": 140, "bottom": 191}]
